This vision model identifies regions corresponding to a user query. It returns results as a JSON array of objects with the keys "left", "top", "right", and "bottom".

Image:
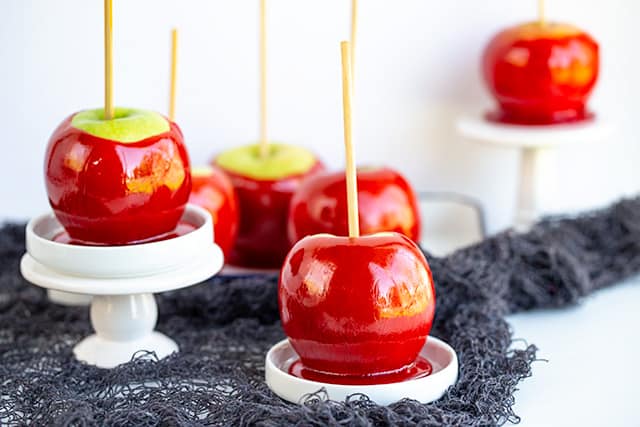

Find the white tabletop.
[
  {"left": 508, "top": 277, "right": 640, "bottom": 427},
  {"left": 417, "top": 200, "right": 639, "bottom": 426}
]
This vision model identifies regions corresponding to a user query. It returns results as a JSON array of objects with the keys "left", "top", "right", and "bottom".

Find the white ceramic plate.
[
  {"left": 20, "top": 242, "right": 223, "bottom": 295},
  {"left": 26, "top": 204, "right": 214, "bottom": 279},
  {"left": 265, "top": 336, "right": 458, "bottom": 406}
]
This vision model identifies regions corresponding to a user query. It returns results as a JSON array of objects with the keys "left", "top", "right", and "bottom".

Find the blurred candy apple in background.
[
  {"left": 45, "top": 108, "right": 191, "bottom": 245},
  {"left": 483, "top": 22, "right": 599, "bottom": 124},
  {"left": 189, "top": 165, "right": 238, "bottom": 259},
  {"left": 214, "top": 143, "right": 323, "bottom": 268},
  {"left": 288, "top": 167, "right": 421, "bottom": 245}
]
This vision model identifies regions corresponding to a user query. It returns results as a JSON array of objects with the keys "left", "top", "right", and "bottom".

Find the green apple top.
[
  {"left": 216, "top": 143, "right": 317, "bottom": 180},
  {"left": 71, "top": 107, "right": 170, "bottom": 143}
]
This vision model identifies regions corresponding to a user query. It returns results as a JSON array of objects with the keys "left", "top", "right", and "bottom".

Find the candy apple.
[
  {"left": 483, "top": 22, "right": 599, "bottom": 125},
  {"left": 288, "top": 167, "right": 421, "bottom": 245},
  {"left": 189, "top": 165, "right": 239, "bottom": 259},
  {"left": 279, "top": 232, "right": 435, "bottom": 377},
  {"left": 214, "top": 143, "right": 323, "bottom": 268},
  {"left": 45, "top": 107, "right": 191, "bottom": 245}
]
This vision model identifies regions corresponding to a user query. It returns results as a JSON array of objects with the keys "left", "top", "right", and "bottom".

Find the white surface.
[
  {"left": 26, "top": 204, "right": 213, "bottom": 279},
  {"left": 1, "top": 0, "right": 639, "bottom": 233},
  {"left": 421, "top": 217, "right": 640, "bottom": 427},
  {"left": 265, "top": 336, "right": 458, "bottom": 406},
  {"left": 509, "top": 276, "right": 640, "bottom": 427},
  {"left": 20, "top": 243, "right": 222, "bottom": 295},
  {"left": 457, "top": 116, "right": 613, "bottom": 231}
]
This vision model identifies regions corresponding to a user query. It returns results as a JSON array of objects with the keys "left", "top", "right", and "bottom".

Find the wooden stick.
[
  {"left": 538, "top": 0, "right": 545, "bottom": 26},
  {"left": 104, "top": 0, "right": 114, "bottom": 120},
  {"left": 259, "top": 0, "right": 269, "bottom": 158},
  {"left": 340, "top": 41, "right": 359, "bottom": 239},
  {"left": 350, "top": 0, "right": 357, "bottom": 81},
  {"left": 169, "top": 28, "right": 178, "bottom": 121}
]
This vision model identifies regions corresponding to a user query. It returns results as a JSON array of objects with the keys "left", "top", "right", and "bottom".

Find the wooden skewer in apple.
[
  {"left": 259, "top": 0, "right": 268, "bottom": 159},
  {"left": 340, "top": 41, "right": 359, "bottom": 238},
  {"left": 277, "top": 41, "right": 436, "bottom": 380},
  {"left": 350, "top": 0, "right": 358, "bottom": 82},
  {"left": 104, "top": 0, "right": 114, "bottom": 119},
  {"left": 538, "top": 0, "right": 545, "bottom": 26},
  {"left": 169, "top": 28, "right": 178, "bottom": 121},
  {"left": 166, "top": 28, "right": 241, "bottom": 260},
  {"left": 43, "top": 0, "right": 192, "bottom": 245}
]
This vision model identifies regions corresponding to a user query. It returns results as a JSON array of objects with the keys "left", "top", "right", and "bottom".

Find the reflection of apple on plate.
[
  {"left": 288, "top": 166, "right": 421, "bottom": 245},
  {"left": 189, "top": 165, "right": 238, "bottom": 259},
  {"left": 483, "top": 22, "right": 599, "bottom": 125},
  {"left": 213, "top": 143, "right": 323, "bottom": 269},
  {"left": 45, "top": 107, "right": 191, "bottom": 245},
  {"left": 279, "top": 232, "right": 435, "bottom": 377}
]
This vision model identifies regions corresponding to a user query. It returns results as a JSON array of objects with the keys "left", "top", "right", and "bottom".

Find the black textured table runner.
[{"left": 1, "top": 198, "right": 640, "bottom": 426}]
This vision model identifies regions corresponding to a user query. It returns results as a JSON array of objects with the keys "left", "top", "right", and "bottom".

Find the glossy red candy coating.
[
  {"left": 45, "top": 115, "right": 191, "bottom": 245},
  {"left": 219, "top": 162, "right": 324, "bottom": 269},
  {"left": 279, "top": 232, "right": 435, "bottom": 376},
  {"left": 289, "top": 355, "right": 432, "bottom": 385},
  {"left": 189, "top": 166, "right": 239, "bottom": 259},
  {"left": 288, "top": 167, "right": 421, "bottom": 245},
  {"left": 483, "top": 22, "right": 599, "bottom": 125}
]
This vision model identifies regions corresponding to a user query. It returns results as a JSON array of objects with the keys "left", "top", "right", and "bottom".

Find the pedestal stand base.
[
  {"left": 457, "top": 115, "right": 612, "bottom": 231},
  {"left": 74, "top": 331, "right": 178, "bottom": 368}
]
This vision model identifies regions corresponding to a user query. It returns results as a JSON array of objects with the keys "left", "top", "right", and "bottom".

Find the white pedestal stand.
[
  {"left": 457, "top": 116, "right": 613, "bottom": 231},
  {"left": 20, "top": 204, "right": 223, "bottom": 368}
]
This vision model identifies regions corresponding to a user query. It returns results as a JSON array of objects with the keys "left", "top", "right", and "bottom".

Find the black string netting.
[{"left": 1, "top": 198, "right": 640, "bottom": 426}]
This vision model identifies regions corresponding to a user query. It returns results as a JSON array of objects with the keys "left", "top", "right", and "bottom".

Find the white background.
[{"left": 1, "top": 0, "right": 639, "bottom": 232}]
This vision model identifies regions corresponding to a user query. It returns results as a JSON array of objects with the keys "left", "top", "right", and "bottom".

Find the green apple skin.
[
  {"left": 214, "top": 143, "right": 323, "bottom": 268},
  {"left": 215, "top": 143, "right": 318, "bottom": 180},
  {"left": 46, "top": 108, "right": 191, "bottom": 244},
  {"left": 71, "top": 107, "right": 170, "bottom": 143}
]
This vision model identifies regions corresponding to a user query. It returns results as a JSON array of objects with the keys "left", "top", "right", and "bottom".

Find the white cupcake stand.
[
  {"left": 20, "top": 204, "right": 223, "bottom": 368},
  {"left": 457, "top": 115, "right": 613, "bottom": 231}
]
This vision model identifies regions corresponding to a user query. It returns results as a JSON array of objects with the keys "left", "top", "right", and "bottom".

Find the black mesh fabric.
[{"left": 1, "top": 197, "right": 640, "bottom": 426}]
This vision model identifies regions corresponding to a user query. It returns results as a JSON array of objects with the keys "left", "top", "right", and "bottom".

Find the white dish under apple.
[{"left": 265, "top": 336, "right": 458, "bottom": 406}]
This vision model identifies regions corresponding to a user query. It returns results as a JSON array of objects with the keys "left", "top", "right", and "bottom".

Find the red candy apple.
[
  {"left": 483, "top": 22, "right": 599, "bottom": 124},
  {"left": 279, "top": 232, "right": 435, "bottom": 377},
  {"left": 214, "top": 144, "right": 323, "bottom": 269},
  {"left": 189, "top": 166, "right": 239, "bottom": 259},
  {"left": 45, "top": 108, "right": 191, "bottom": 245},
  {"left": 288, "top": 167, "right": 421, "bottom": 245}
]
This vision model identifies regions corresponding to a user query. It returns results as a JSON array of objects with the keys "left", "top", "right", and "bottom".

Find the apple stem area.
[
  {"left": 340, "top": 41, "right": 360, "bottom": 239},
  {"left": 538, "top": 0, "right": 545, "bottom": 26}
]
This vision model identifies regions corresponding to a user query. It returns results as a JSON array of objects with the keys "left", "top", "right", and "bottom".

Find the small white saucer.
[{"left": 265, "top": 336, "right": 458, "bottom": 406}]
